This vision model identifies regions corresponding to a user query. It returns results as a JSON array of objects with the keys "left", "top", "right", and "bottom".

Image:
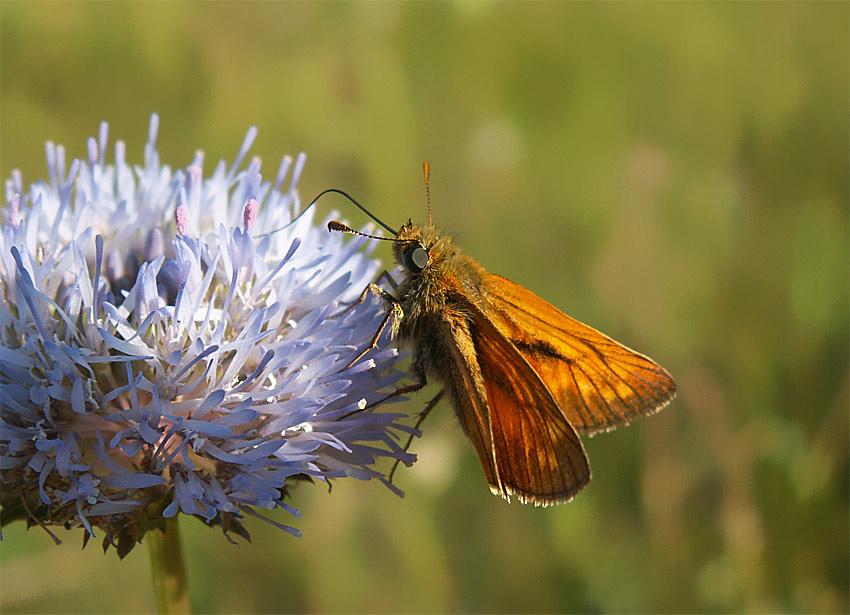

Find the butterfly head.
[{"left": 394, "top": 220, "right": 433, "bottom": 274}]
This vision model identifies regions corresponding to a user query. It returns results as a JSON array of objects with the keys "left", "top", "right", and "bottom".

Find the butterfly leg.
[
  {"left": 342, "top": 292, "right": 404, "bottom": 370},
  {"left": 387, "top": 388, "right": 446, "bottom": 485},
  {"left": 362, "top": 362, "right": 428, "bottom": 407},
  {"left": 339, "top": 362, "right": 427, "bottom": 422},
  {"left": 328, "top": 270, "right": 399, "bottom": 320}
]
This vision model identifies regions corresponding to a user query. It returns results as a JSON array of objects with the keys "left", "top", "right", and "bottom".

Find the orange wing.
[
  {"left": 480, "top": 274, "right": 676, "bottom": 436},
  {"left": 464, "top": 309, "right": 591, "bottom": 505},
  {"left": 433, "top": 311, "right": 590, "bottom": 505}
]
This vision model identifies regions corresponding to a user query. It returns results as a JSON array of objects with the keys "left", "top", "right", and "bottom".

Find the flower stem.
[{"left": 148, "top": 517, "right": 191, "bottom": 614}]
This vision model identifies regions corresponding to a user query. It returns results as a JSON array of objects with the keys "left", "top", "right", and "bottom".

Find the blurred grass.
[{"left": 1, "top": 2, "right": 847, "bottom": 613}]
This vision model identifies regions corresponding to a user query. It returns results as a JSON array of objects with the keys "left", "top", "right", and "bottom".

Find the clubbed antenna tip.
[{"left": 327, "top": 220, "right": 397, "bottom": 243}]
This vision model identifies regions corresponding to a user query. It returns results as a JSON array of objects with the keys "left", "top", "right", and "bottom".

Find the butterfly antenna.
[
  {"left": 261, "top": 188, "right": 398, "bottom": 238},
  {"left": 423, "top": 162, "right": 432, "bottom": 226},
  {"left": 255, "top": 197, "right": 316, "bottom": 238},
  {"left": 328, "top": 220, "right": 398, "bottom": 242},
  {"left": 314, "top": 188, "right": 398, "bottom": 236}
]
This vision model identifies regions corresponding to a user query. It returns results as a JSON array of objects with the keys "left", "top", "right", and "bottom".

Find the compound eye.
[{"left": 405, "top": 246, "right": 429, "bottom": 273}]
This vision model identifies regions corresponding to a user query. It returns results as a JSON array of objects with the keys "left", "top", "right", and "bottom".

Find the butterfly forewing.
[{"left": 481, "top": 274, "right": 677, "bottom": 436}]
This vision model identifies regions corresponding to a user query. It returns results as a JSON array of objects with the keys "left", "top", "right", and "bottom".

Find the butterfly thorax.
[{"left": 392, "top": 222, "right": 486, "bottom": 341}]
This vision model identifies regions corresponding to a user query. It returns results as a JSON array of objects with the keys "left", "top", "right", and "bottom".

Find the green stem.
[{"left": 148, "top": 517, "right": 191, "bottom": 614}]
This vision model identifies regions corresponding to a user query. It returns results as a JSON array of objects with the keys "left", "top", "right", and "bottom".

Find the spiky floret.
[{"left": 0, "top": 116, "right": 416, "bottom": 554}]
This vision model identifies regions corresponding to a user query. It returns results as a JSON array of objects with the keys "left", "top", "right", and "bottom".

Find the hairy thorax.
[{"left": 392, "top": 222, "right": 486, "bottom": 344}]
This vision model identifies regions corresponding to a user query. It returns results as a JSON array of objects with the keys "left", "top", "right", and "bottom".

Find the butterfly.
[{"left": 327, "top": 164, "right": 676, "bottom": 505}]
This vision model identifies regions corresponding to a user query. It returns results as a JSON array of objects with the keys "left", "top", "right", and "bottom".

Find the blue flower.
[{"left": 0, "top": 115, "right": 417, "bottom": 555}]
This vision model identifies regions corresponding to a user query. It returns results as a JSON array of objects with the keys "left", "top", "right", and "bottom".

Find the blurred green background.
[{"left": 1, "top": 2, "right": 847, "bottom": 613}]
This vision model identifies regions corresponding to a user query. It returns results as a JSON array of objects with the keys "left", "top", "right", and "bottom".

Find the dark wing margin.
[
  {"left": 482, "top": 274, "right": 677, "bottom": 436},
  {"left": 431, "top": 316, "right": 503, "bottom": 491}
]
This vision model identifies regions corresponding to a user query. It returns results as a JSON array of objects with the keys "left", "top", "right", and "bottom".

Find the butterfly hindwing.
[{"left": 462, "top": 304, "right": 591, "bottom": 505}]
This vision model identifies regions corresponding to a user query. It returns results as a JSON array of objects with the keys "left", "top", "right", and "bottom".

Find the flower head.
[{"left": 0, "top": 115, "right": 415, "bottom": 555}]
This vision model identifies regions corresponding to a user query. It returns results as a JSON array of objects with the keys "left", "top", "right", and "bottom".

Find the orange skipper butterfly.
[{"left": 327, "top": 164, "right": 676, "bottom": 505}]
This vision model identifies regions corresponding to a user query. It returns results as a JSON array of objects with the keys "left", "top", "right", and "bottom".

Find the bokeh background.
[{"left": 1, "top": 2, "right": 847, "bottom": 613}]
